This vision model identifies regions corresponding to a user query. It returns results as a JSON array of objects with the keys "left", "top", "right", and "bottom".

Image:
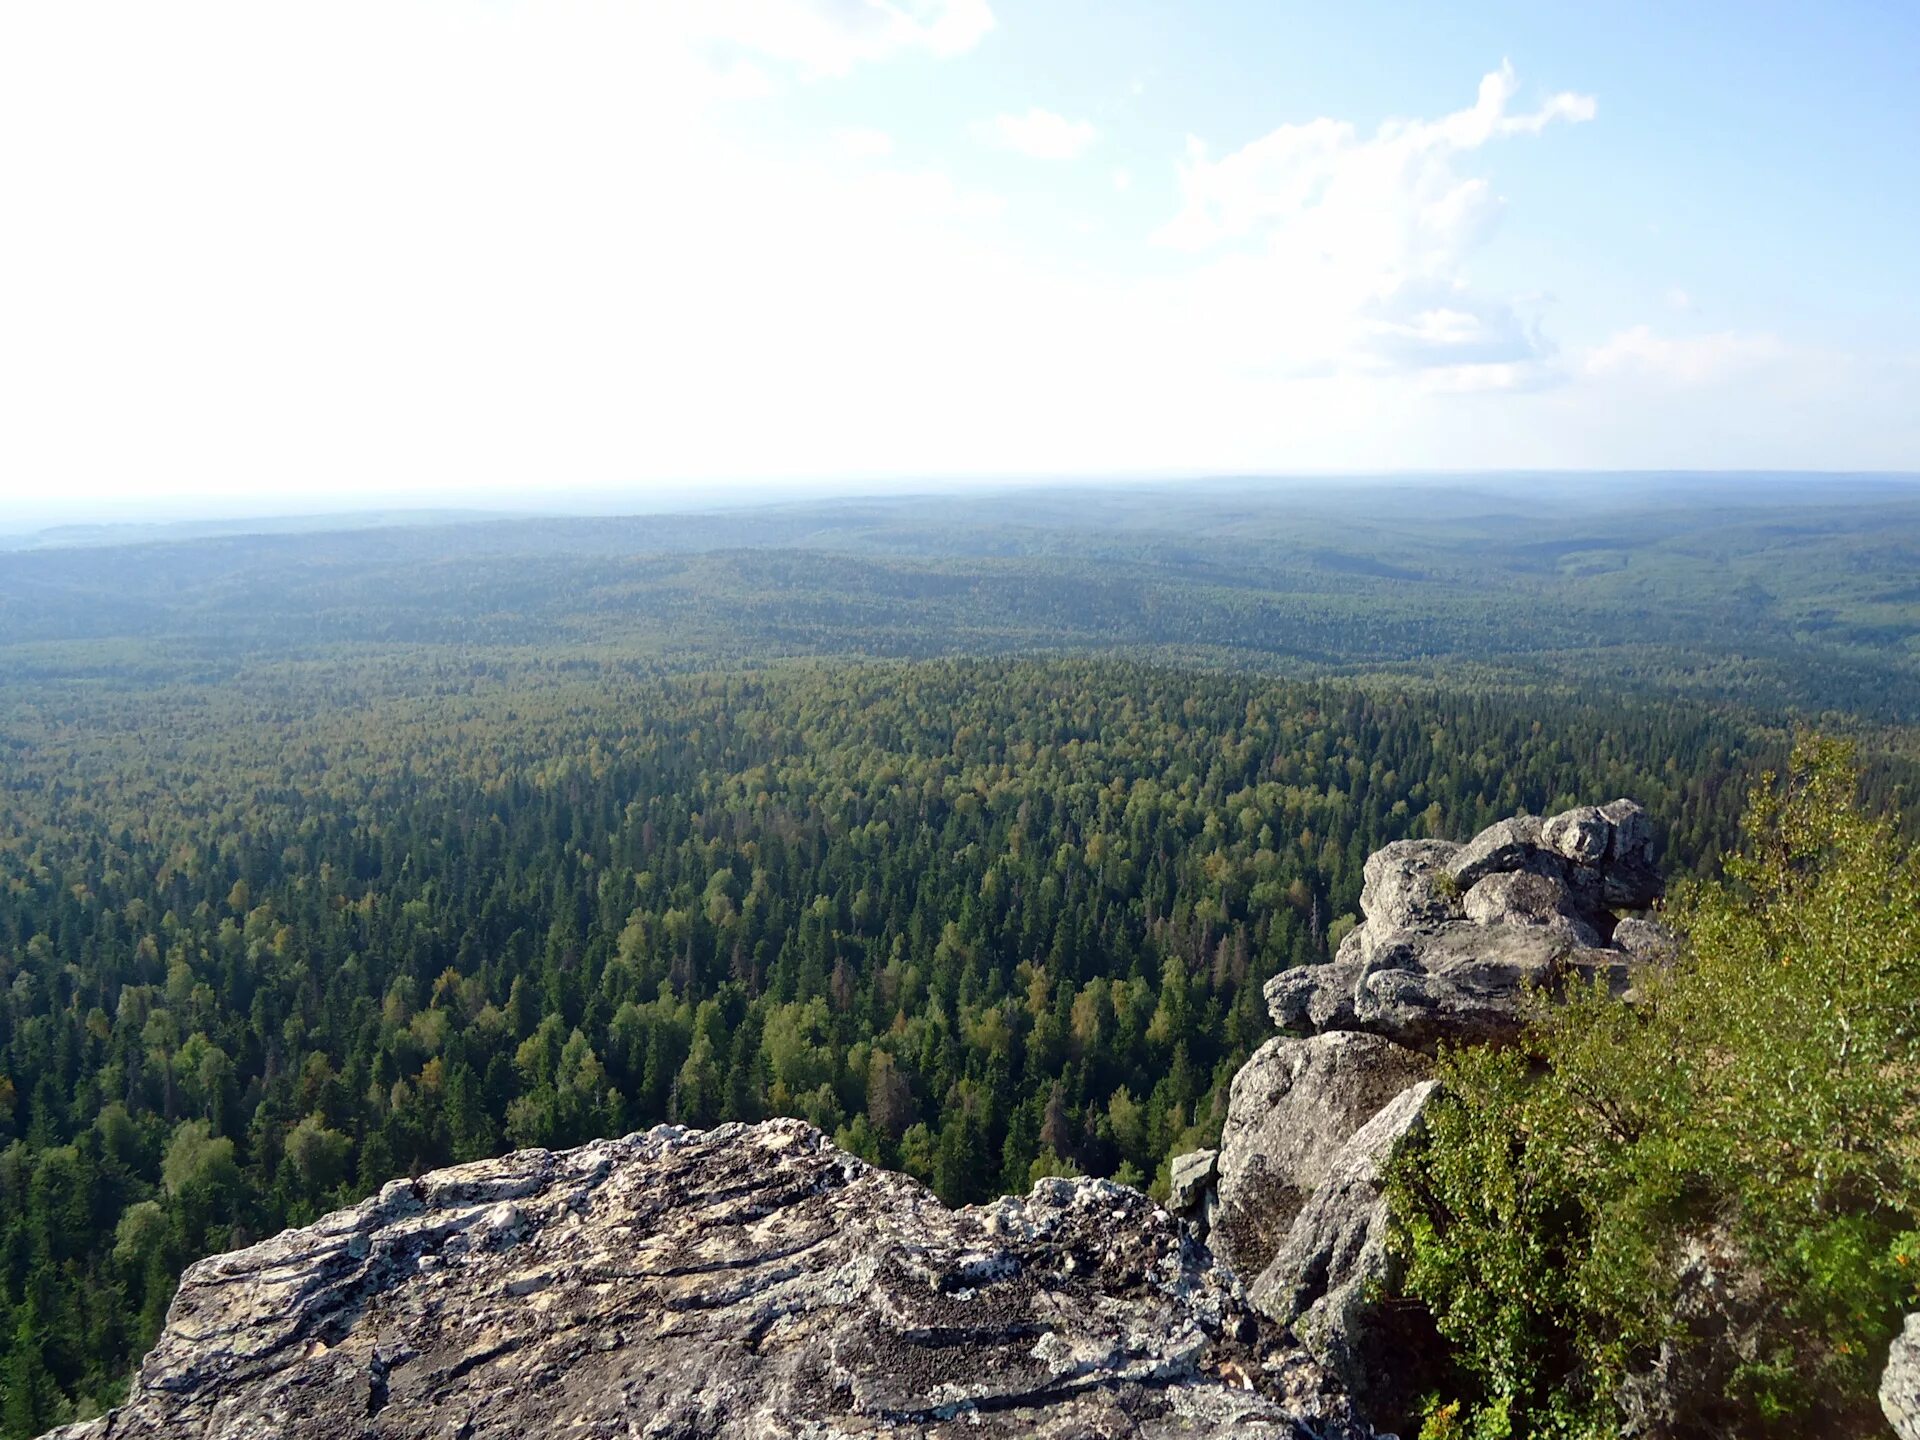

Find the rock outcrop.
[
  {"left": 1211, "top": 1032, "right": 1431, "bottom": 1284},
  {"left": 1265, "top": 799, "right": 1668, "bottom": 1051},
  {"left": 1245, "top": 1080, "right": 1440, "bottom": 1423},
  {"left": 50, "top": 1119, "right": 1368, "bottom": 1440},
  {"left": 1167, "top": 1147, "right": 1219, "bottom": 1237},
  {"left": 1614, "top": 1231, "right": 1773, "bottom": 1438},
  {"left": 1188, "top": 799, "right": 1673, "bottom": 1427},
  {"left": 1884, "top": 1313, "right": 1920, "bottom": 1440}
]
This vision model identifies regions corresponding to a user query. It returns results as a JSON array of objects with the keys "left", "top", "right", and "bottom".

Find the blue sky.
[{"left": 1, "top": 1, "right": 1915, "bottom": 516}]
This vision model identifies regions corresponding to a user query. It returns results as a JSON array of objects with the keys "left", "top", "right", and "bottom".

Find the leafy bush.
[{"left": 1388, "top": 736, "right": 1920, "bottom": 1438}]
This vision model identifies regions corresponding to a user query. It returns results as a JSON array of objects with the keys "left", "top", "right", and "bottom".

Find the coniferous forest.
[{"left": 1, "top": 483, "right": 1919, "bottom": 1431}]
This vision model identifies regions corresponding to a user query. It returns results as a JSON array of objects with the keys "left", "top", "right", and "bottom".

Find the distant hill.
[
  {"left": 0, "top": 508, "right": 513, "bottom": 551},
  {"left": 2, "top": 475, "right": 1918, "bottom": 721}
]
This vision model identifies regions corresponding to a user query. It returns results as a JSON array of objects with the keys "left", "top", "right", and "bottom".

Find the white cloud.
[
  {"left": 1112, "top": 166, "right": 1133, "bottom": 192},
  {"left": 1154, "top": 64, "right": 1590, "bottom": 252},
  {"left": 1584, "top": 326, "right": 1788, "bottom": 385},
  {"left": 973, "top": 108, "right": 1098, "bottom": 160},
  {"left": 1146, "top": 63, "right": 1592, "bottom": 382},
  {"left": 1665, "top": 287, "right": 1695, "bottom": 312},
  {"left": 0, "top": 0, "right": 1015, "bottom": 506},
  {"left": 1417, "top": 360, "right": 1552, "bottom": 395}
]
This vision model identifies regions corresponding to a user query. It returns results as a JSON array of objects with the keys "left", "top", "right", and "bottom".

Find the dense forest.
[
  {"left": 1, "top": 480, "right": 1919, "bottom": 1434},
  {"left": 0, "top": 657, "right": 1863, "bottom": 1432}
]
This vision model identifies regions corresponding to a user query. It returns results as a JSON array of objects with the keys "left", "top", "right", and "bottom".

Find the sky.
[{"left": 2, "top": 0, "right": 1917, "bottom": 520}]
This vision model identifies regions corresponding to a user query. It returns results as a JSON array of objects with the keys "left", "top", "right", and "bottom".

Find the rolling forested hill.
[{"left": 4, "top": 475, "right": 1920, "bottom": 719}]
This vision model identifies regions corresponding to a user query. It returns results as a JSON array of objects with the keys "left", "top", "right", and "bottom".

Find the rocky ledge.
[{"left": 51, "top": 1119, "right": 1366, "bottom": 1440}]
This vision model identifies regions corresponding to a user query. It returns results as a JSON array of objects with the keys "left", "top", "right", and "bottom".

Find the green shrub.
[{"left": 1388, "top": 736, "right": 1920, "bottom": 1438}]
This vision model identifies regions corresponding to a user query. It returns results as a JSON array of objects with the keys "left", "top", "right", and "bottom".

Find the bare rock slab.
[{"left": 45, "top": 1120, "right": 1369, "bottom": 1440}]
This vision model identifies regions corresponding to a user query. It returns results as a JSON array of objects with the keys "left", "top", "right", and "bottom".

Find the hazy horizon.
[{"left": 5, "top": 467, "right": 1920, "bottom": 544}]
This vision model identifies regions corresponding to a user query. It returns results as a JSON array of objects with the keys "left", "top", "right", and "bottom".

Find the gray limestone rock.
[
  {"left": 1212, "top": 1033, "right": 1431, "bottom": 1284},
  {"left": 50, "top": 1120, "right": 1368, "bottom": 1440},
  {"left": 1267, "top": 799, "right": 1662, "bottom": 1051},
  {"left": 1221, "top": 799, "right": 1670, "bottom": 1430},
  {"left": 1614, "top": 1231, "right": 1773, "bottom": 1438},
  {"left": 1541, "top": 805, "right": 1611, "bottom": 866},
  {"left": 1461, "top": 870, "right": 1602, "bottom": 947},
  {"left": 1169, "top": 1147, "right": 1219, "bottom": 1210},
  {"left": 1248, "top": 1081, "right": 1442, "bottom": 1426},
  {"left": 1267, "top": 923, "right": 1628, "bottom": 1051},
  {"left": 1886, "top": 1313, "right": 1920, "bottom": 1440},
  {"left": 1168, "top": 1147, "right": 1220, "bottom": 1236},
  {"left": 1600, "top": 798, "right": 1663, "bottom": 908},
  {"left": 1358, "top": 839, "right": 1464, "bottom": 930},
  {"left": 1612, "top": 914, "right": 1680, "bottom": 963},
  {"left": 1445, "top": 815, "right": 1551, "bottom": 891}
]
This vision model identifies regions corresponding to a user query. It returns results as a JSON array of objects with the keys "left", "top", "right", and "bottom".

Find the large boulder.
[
  {"left": 1168, "top": 1146, "right": 1220, "bottom": 1236},
  {"left": 1266, "top": 799, "right": 1669, "bottom": 1051},
  {"left": 1248, "top": 1081, "right": 1443, "bottom": 1430},
  {"left": 1213, "top": 1032, "right": 1431, "bottom": 1284},
  {"left": 1445, "top": 801, "right": 1664, "bottom": 912},
  {"left": 51, "top": 1120, "right": 1369, "bottom": 1440},
  {"left": 1884, "top": 1313, "right": 1920, "bottom": 1440},
  {"left": 1461, "top": 870, "right": 1603, "bottom": 947},
  {"left": 1445, "top": 815, "right": 1553, "bottom": 891},
  {"left": 1359, "top": 839, "right": 1464, "bottom": 931},
  {"left": 1599, "top": 798, "right": 1663, "bottom": 908},
  {"left": 1541, "top": 805, "right": 1611, "bottom": 866},
  {"left": 1613, "top": 915, "right": 1681, "bottom": 964}
]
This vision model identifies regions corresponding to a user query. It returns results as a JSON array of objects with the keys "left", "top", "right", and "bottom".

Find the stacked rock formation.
[
  {"left": 1266, "top": 798, "right": 1667, "bottom": 1050},
  {"left": 1185, "top": 800, "right": 1673, "bottom": 1426},
  {"left": 49, "top": 1119, "right": 1368, "bottom": 1440}
]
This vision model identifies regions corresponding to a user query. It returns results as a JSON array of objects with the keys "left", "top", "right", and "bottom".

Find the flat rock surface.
[{"left": 48, "top": 1120, "right": 1367, "bottom": 1440}]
